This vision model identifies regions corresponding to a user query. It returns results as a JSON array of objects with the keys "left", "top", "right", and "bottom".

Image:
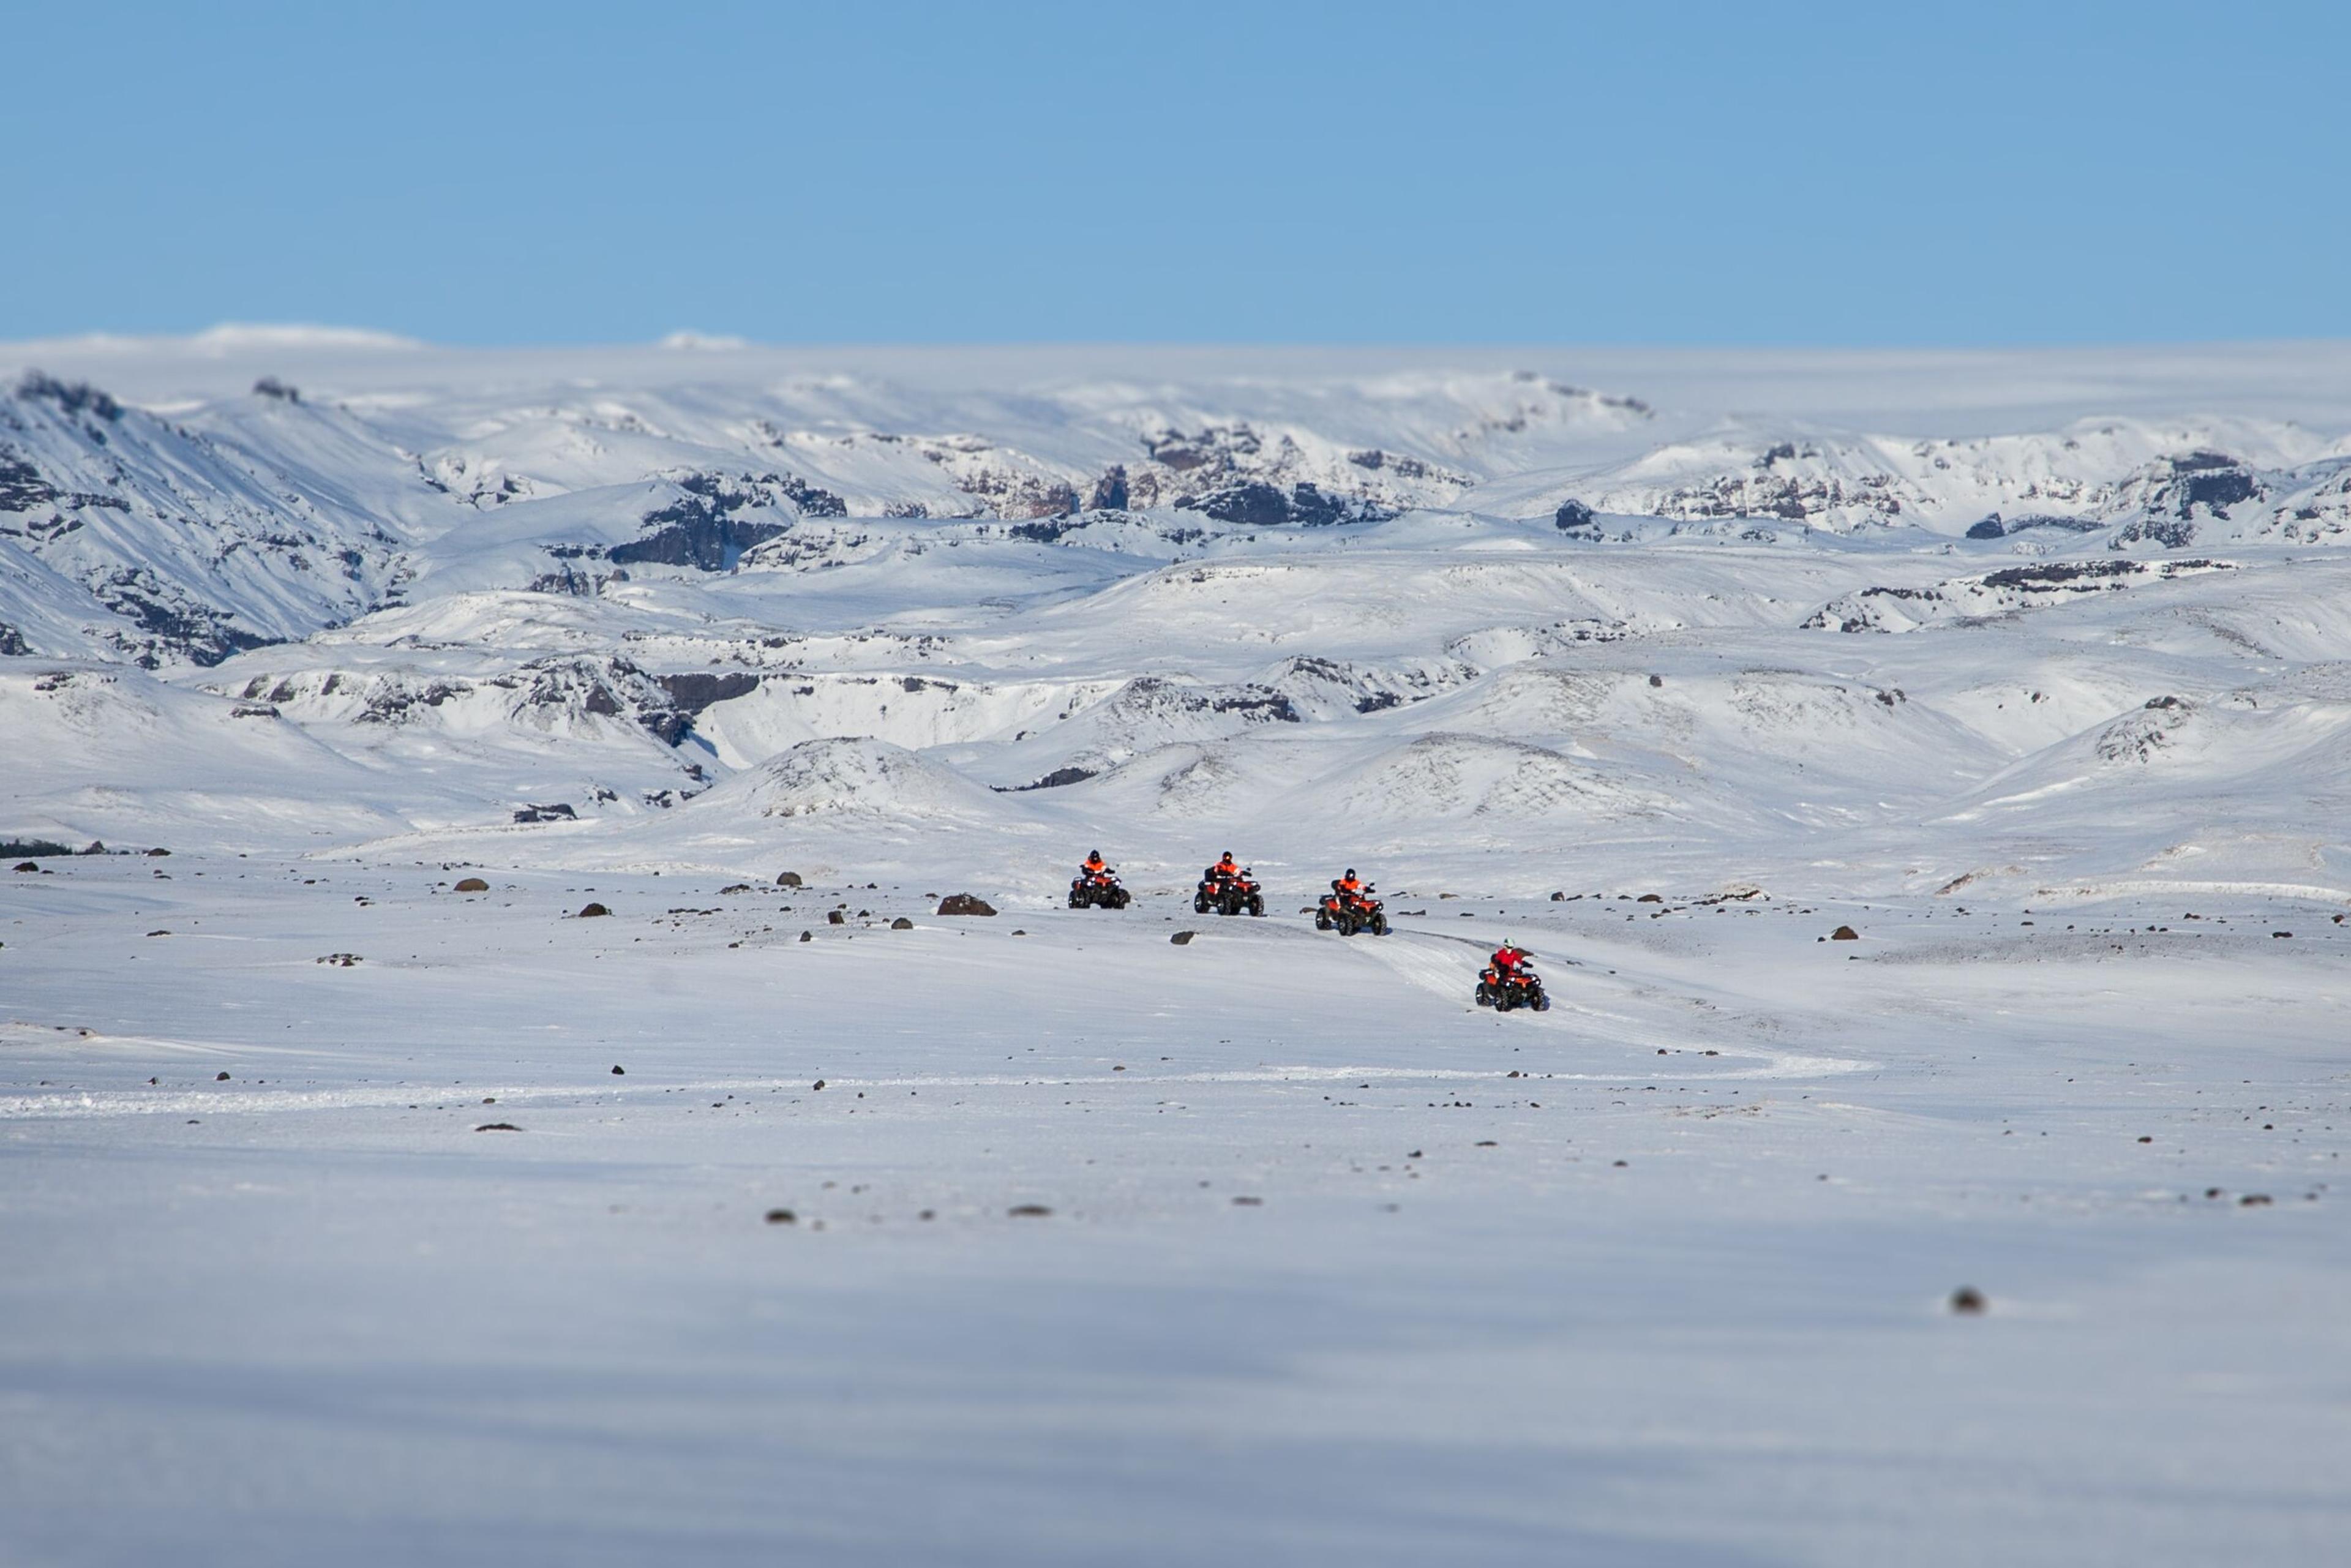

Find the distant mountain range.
[{"left": 2, "top": 335, "right": 2346, "bottom": 906}]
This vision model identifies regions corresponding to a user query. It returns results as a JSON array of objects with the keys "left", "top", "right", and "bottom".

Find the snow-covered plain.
[{"left": 2, "top": 336, "right": 2347, "bottom": 1565}]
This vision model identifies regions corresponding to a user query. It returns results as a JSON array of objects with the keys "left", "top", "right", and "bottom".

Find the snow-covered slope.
[{"left": 3, "top": 336, "right": 2348, "bottom": 904}]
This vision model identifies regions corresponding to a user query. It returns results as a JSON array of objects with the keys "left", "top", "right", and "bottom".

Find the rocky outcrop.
[
  {"left": 1177, "top": 481, "right": 1392, "bottom": 528},
  {"left": 90, "top": 569, "right": 279, "bottom": 669},
  {"left": 609, "top": 476, "right": 792, "bottom": 569},
  {"left": 1804, "top": 558, "right": 2237, "bottom": 633},
  {"left": 0, "top": 454, "right": 59, "bottom": 512},
  {"left": 654, "top": 671, "right": 762, "bottom": 715}
]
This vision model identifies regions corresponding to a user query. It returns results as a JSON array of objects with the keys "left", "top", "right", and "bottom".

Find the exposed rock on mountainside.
[
  {"left": 1803, "top": 558, "right": 2237, "bottom": 634},
  {"left": 607, "top": 476, "right": 795, "bottom": 569}
]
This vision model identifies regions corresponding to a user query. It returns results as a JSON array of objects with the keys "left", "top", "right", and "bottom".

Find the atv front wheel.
[{"left": 1371, "top": 914, "right": 1389, "bottom": 936}]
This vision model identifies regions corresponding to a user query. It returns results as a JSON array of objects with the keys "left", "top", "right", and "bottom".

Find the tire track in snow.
[{"left": 1351, "top": 927, "right": 1877, "bottom": 1082}]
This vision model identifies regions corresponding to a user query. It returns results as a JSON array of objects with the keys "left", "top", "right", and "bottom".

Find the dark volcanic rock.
[
  {"left": 2109, "top": 514, "right": 2199, "bottom": 550},
  {"left": 1553, "top": 498, "right": 1596, "bottom": 533},
  {"left": 1006, "top": 766, "right": 1097, "bottom": 792},
  {"left": 89, "top": 569, "right": 278, "bottom": 668},
  {"left": 17, "top": 372, "right": 122, "bottom": 422},
  {"left": 937, "top": 894, "right": 996, "bottom": 917},
  {"left": 1170, "top": 930, "right": 1197, "bottom": 946},
  {"left": 776, "top": 871, "right": 803, "bottom": 887},
  {"left": 656, "top": 671, "right": 762, "bottom": 715},
  {"left": 1965, "top": 514, "right": 2006, "bottom": 539},
  {"left": 577, "top": 902, "right": 611, "bottom": 918},
  {"left": 2162, "top": 451, "right": 2260, "bottom": 516},
  {"left": 1830, "top": 925, "right": 1859, "bottom": 940},
  {"left": 454, "top": 877, "right": 490, "bottom": 893},
  {"left": 0, "top": 454, "right": 60, "bottom": 512},
  {"left": 1949, "top": 1287, "right": 1986, "bottom": 1315},
  {"left": 1179, "top": 481, "right": 1392, "bottom": 528},
  {"left": 609, "top": 486, "right": 786, "bottom": 570}
]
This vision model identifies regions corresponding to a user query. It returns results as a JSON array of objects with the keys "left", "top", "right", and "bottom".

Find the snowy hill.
[{"left": 2, "top": 334, "right": 2348, "bottom": 905}]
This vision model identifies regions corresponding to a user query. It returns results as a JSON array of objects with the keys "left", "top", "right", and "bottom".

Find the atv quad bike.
[
  {"left": 1314, "top": 887, "right": 1389, "bottom": 936},
  {"left": 1068, "top": 871, "right": 1131, "bottom": 910},
  {"left": 1194, "top": 869, "right": 1265, "bottom": 917},
  {"left": 1475, "top": 966, "right": 1550, "bottom": 1012}
]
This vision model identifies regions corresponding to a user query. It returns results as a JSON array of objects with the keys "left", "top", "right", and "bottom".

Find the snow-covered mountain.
[{"left": 3, "top": 334, "right": 2348, "bottom": 907}]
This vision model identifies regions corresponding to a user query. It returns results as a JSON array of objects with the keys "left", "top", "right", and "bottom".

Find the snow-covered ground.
[{"left": 2, "top": 337, "right": 2347, "bottom": 1564}]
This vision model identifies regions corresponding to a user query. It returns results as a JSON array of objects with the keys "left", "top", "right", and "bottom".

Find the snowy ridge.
[{"left": 0, "top": 338, "right": 2345, "bottom": 910}]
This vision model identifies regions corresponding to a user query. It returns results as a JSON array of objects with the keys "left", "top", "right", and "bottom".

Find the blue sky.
[{"left": 10, "top": 1, "right": 2347, "bottom": 345}]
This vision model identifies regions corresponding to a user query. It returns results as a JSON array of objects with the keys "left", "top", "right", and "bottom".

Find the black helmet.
[
  {"left": 1089, "top": 850, "right": 1101, "bottom": 859},
  {"left": 1221, "top": 849, "right": 1234, "bottom": 858},
  {"left": 1344, "top": 868, "right": 1356, "bottom": 878}
]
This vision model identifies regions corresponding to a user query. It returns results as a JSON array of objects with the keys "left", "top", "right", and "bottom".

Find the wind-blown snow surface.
[{"left": 2, "top": 339, "right": 2348, "bottom": 1566}]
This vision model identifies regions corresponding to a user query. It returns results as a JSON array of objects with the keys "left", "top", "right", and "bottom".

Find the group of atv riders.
[{"left": 1068, "top": 851, "right": 1550, "bottom": 1012}]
